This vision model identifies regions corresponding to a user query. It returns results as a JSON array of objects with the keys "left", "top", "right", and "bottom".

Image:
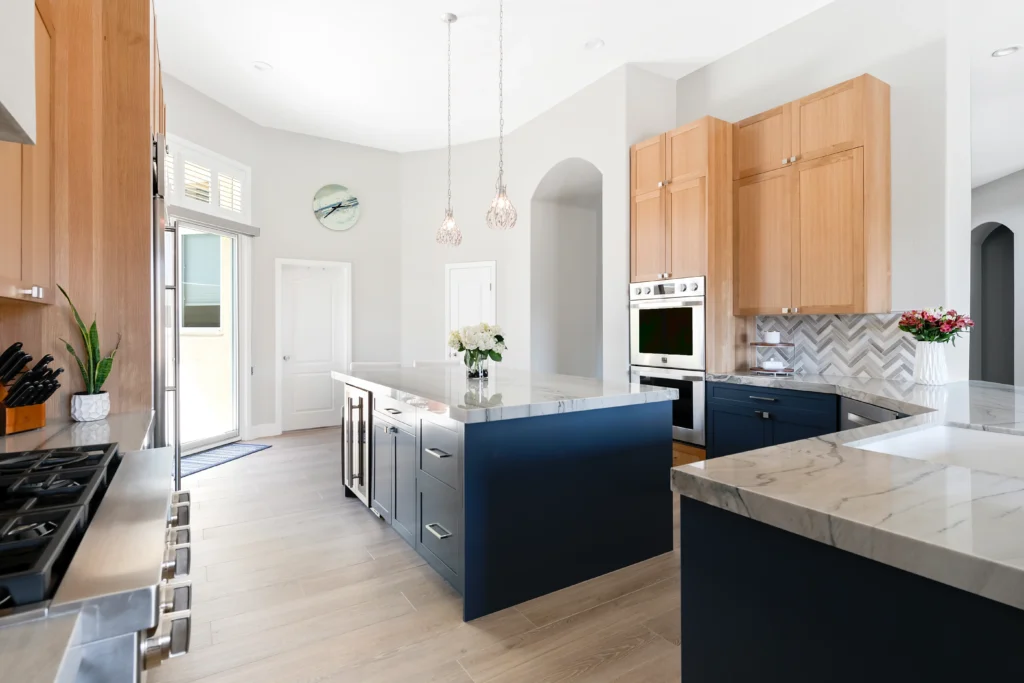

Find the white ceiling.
[
  {"left": 154, "top": 0, "right": 835, "bottom": 152},
  {"left": 972, "top": 0, "right": 1024, "bottom": 187}
]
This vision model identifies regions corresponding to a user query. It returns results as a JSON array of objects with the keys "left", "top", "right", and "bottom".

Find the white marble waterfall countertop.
[
  {"left": 673, "top": 374, "right": 1024, "bottom": 610},
  {"left": 331, "top": 367, "right": 677, "bottom": 423}
]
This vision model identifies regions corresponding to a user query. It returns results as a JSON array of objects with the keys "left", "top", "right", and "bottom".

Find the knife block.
[{"left": 0, "top": 384, "right": 46, "bottom": 436}]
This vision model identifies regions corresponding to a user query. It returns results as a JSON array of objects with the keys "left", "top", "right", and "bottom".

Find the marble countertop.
[
  {"left": 331, "top": 367, "right": 677, "bottom": 423},
  {"left": 673, "top": 374, "right": 1024, "bottom": 611},
  {"left": 0, "top": 410, "right": 154, "bottom": 453}
]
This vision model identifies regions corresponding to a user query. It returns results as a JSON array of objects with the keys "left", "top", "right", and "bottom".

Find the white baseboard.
[{"left": 245, "top": 422, "right": 282, "bottom": 440}]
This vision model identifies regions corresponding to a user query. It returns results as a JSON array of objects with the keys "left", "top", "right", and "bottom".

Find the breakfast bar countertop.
[
  {"left": 331, "top": 366, "right": 677, "bottom": 423},
  {"left": 673, "top": 374, "right": 1024, "bottom": 611}
]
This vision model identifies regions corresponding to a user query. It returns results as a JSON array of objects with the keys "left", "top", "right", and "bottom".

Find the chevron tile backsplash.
[{"left": 755, "top": 314, "right": 915, "bottom": 382}]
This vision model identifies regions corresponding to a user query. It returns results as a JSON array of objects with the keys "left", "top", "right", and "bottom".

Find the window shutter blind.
[
  {"left": 218, "top": 173, "right": 243, "bottom": 214},
  {"left": 166, "top": 152, "right": 175, "bottom": 194},
  {"left": 184, "top": 160, "right": 212, "bottom": 204}
]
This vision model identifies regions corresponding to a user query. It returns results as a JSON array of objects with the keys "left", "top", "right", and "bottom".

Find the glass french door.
[{"left": 175, "top": 223, "right": 240, "bottom": 455}]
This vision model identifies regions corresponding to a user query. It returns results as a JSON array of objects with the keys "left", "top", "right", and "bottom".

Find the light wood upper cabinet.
[
  {"left": 792, "top": 77, "right": 864, "bottom": 163},
  {"left": 794, "top": 149, "right": 864, "bottom": 313},
  {"left": 0, "top": 3, "right": 53, "bottom": 304},
  {"left": 735, "top": 167, "right": 796, "bottom": 316},
  {"left": 631, "top": 189, "right": 668, "bottom": 282},
  {"left": 666, "top": 120, "right": 707, "bottom": 183},
  {"left": 733, "top": 74, "right": 890, "bottom": 316},
  {"left": 631, "top": 134, "right": 665, "bottom": 197},
  {"left": 733, "top": 106, "right": 792, "bottom": 180},
  {"left": 667, "top": 177, "right": 707, "bottom": 278}
]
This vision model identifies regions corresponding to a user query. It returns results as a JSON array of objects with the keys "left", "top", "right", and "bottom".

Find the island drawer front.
[
  {"left": 418, "top": 471, "right": 461, "bottom": 578},
  {"left": 374, "top": 395, "right": 416, "bottom": 428},
  {"left": 708, "top": 383, "right": 836, "bottom": 415},
  {"left": 420, "top": 421, "right": 459, "bottom": 490}
]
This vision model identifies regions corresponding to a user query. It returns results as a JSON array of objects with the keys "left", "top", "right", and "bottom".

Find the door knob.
[{"left": 283, "top": 355, "right": 291, "bottom": 361}]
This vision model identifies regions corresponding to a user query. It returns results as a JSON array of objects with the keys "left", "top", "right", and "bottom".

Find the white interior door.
[
  {"left": 281, "top": 264, "right": 348, "bottom": 431},
  {"left": 445, "top": 262, "right": 496, "bottom": 358}
]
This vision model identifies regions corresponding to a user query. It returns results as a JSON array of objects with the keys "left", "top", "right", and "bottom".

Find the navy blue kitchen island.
[{"left": 334, "top": 367, "right": 678, "bottom": 621}]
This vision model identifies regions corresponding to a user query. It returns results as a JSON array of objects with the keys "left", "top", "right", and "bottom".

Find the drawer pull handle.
[
  {"left": 749, "top": 396, "right": 777, "bottom": 403},
  {"left": 425, "top": 447, "right": 452, "bottom": 459},
  {"left": 385, "top": 408, "right": 402, "bottom": 415},
  {"left": 425, "top": 523, "right": 452, "bottom": 540},
  {"left": 754, "top": 410, "right": 771, "bottom": 420}
]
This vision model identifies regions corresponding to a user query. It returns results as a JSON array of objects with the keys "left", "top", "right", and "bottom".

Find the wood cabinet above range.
[{"left": 733, "top": 74, "right": 891, "bottom": 316}]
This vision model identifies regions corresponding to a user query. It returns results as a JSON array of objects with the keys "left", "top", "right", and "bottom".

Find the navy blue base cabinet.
[{"left": 705, "top": 382, "right": 838, "bottom": 459}]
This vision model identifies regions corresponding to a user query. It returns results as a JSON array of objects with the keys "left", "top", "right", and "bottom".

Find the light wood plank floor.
[{"left": 152, "top": 428, "right": 681, "bottom": 683}]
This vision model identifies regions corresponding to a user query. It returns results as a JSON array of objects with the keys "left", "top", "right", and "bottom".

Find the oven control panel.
[{"left": 630, "top": 277, "right": 704, "bottom": 301}]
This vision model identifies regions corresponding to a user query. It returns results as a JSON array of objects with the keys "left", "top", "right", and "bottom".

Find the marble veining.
[
  {"left": 675, "top": 374, "right": 1024, "bottom": 611},
  {"left": 331, "top": 367, "right": 677, "bottom": 423}
]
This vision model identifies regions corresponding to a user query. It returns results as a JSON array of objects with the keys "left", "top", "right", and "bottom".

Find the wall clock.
[{"left": 313, "top": 184, "right": 361, "bottom": 231}]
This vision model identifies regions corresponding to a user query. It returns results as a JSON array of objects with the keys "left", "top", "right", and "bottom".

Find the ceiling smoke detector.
[
  {"left": 991, "top": 46, "right": 1020, "bottom": 58},
  {"left": 253, "top": 61, "right": 274, "bottom": 72}
]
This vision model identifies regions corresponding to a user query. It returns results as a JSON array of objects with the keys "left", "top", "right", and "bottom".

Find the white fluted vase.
[{"left": 913, "top": 342, "right": 948, "bottom": 386}]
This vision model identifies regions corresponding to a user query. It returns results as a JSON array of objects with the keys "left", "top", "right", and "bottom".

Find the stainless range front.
[{"left": 629, "top": 277, "right": 705, "bottom": 371}]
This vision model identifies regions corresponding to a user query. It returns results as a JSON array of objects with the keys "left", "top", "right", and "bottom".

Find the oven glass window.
[
  {"left": 638, "top": 307, "right": 693, "bottom": 357},
  {"left": 639, "top": 376, "right": 694, "bottom": 430}
]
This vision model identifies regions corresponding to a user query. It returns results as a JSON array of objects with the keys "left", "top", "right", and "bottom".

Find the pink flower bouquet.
[{"left": 898, "top": 308, "right": 974, "bottom": 344}]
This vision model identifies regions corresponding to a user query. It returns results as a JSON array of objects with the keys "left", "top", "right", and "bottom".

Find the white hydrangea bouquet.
[{"left": 447, "top": 323, "right": 506, "bottom": 379}]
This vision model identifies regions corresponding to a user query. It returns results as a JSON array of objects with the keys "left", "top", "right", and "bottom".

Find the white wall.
[
  {"left": 675, "top": 0, "right": 949, "bottom": 313},
  {"left": 163, "top": 76, "right": 403, "bottom": 429},
  {"left": 531, "top": 200, "right": 602, "bottom": 378},
  {"left": 972, "top": 168, "right": 1024, "bottom": 385}
]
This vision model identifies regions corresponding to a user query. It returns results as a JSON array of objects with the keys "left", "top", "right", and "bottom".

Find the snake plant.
[{"left": 58, "top": 285, "right": 121, "bottom": 395}]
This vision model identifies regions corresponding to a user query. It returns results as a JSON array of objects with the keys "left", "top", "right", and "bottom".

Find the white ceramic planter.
[
  {"left": 71, "top": 392, "right": 110, "bottom": 422},
  {"left": 913, "top": 341, "right": 949, "bottom": 385}
]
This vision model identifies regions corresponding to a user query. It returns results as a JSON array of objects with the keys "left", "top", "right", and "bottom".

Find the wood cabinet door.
[
  {"left": 23, "top": 6, "right": 53, "bottom": 302},
  {"left": 666, "top": 119, "right": 707, "bottom": 184},
  {"left": 667, "top": 176, "right": 706, "bottom": 278},
  {"left": 631, "top": 134, "right": 665, "bottom": 196},
  {"left": 631, "top": 190, "right": 668, "bottom": 283},
  {"left": 794, "top": 148, "right": 864, "bottom": 314},
  {"left": 734, "top": 167, "right": 797, "bottom": 315},
  {"left": 0, "top": 143, "right": 24, "bottom": 292},
  {"left": 733, "top": 106, "right": 793, "bottom": 179},
  {"left": 792, "top": 77, "right": 863, "bottom": 164}
]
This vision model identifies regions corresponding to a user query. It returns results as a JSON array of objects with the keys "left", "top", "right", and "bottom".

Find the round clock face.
[{"left": 313, "top": 184, "right": 361, "bottom": 231}]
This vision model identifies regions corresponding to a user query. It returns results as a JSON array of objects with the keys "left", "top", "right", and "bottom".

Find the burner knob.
[
  {"left": 162, "top": 543, "right": 191, "bottom": 580},
  {"left": 168, "top": 501, "right": 190, "bottom": 528},
  {"left": 644, "top": 287, "right": 651, "bottom": 295},
  {"left": 172, "top": 490, "right": 191, "bottom": 504},
  {"left": 166, "top": 525, "right": 191, "bottom": 545},
  {"left": 634, "top": 287, "right": 641, "bottom": 295},
  {"left": 160, "top": 581, "right": 192, "bottom": 613},
  {"left": 142, "top": 609, "right": 191, "bottom": 670},
  {"left": 689, "top": 282, "right": 699, "bottom": 292}
]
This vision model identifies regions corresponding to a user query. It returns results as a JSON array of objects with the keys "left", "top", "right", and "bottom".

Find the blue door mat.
[{"left": 182, "top": 443, "right": 271, "bottom": 477}]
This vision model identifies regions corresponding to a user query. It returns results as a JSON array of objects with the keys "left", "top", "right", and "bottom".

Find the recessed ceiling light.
[
  {"left": 584, "top": 38, "right": 605, "bottom": 51},
  {"left": 253, "top": 61, "right": 274, "bottom": 72},
  {"left": 992, "top": 46, "right": 1020, "bottom": 58}
]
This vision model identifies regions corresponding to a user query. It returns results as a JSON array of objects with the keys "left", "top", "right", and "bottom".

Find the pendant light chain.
[
  {"left": 486, "top": 0, "right": 517, "bottom": 231},
  {"left": 447, "top": 18, "right": 453, "bottom": 213},
  {"left": 497, "top": 0, "right": 504, "bottom": 188}
]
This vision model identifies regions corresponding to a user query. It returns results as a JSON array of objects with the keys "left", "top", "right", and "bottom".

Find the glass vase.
[
  {"left": 465, "top": 351, "right": 489, "bottom": 381},
  {"left": 913, "top": 341, "right": 948, "bottom": 385}
]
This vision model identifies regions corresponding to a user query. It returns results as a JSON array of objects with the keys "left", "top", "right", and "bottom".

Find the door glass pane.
[
  {"left": 164, "top": 230, "right": 176, "bottom": 287},
  {"left": 164, "top": 287, "right": 175, "bottom": 389},
  {"left": 638, "top": 308, "right": 694, "bottom": 356},
  {"left": 180, "top": 226, "right": 238, "bottom": 449}
]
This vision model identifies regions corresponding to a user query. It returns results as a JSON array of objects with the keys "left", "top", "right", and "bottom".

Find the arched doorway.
[
  {"left": 530, "top": 158, "right": 603, "bottom": 378},
  {"left": 970, "top": 222, "right": 1014, "bottom": 384}
]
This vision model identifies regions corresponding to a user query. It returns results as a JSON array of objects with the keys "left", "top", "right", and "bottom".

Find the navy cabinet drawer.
[
  {"left": 706, "top": 403, "right": 769, "bottom": 458},
  {"left": 420, "top": 421, "right": 459, "bottom": 490},
  {"left": 418, "top": 470, "right": 461, "bottom": 578},
  {"left": 708, "top": 383, "right": 836, "bottom": 415}
]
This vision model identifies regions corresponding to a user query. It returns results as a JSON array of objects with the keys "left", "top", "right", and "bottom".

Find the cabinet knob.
[
  {"left": 781, "top": 158, "right": 789, "bottom": 165},
  {"left": 782, "top": 308, "right": 789, "bottom": 314},
  {"left": 793, "top": 307, "right": 799, "bottom": 313},
  {"left": 657, "top": 181, "right": 665, "bottom": 188},
  {"left": 790, "top": 156, "right": 797, "bottom": 163}
]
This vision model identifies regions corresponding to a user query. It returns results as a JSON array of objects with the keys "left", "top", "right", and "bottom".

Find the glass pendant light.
[
  {"left": 486, "top": 0, "right": 517, "bottom": 231},
  {"left": 436, "top": 13, "right": 463, "bottom": 247}
]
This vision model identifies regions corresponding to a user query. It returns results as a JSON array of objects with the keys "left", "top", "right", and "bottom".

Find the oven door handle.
[{"left": 630, "top": 299, "right": 703, "bottom": 310}]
